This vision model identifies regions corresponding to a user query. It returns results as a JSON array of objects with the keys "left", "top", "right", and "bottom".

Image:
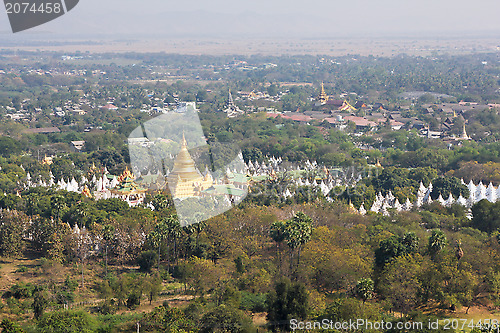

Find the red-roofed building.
[
  {"left": 372, "top": 118, "right": 405, "bottom": 130},
  {"left": 285, "top": 114, "right": 313, "bottom": 122},
  {"left": 102, "top": 104, "right": 118, "bottom": 110},
  {"left": 344, "top": 116, "right": 377, "bottom": 129},
  {"left": 266, "top": 112, "right": 313, "bottom": 123}
]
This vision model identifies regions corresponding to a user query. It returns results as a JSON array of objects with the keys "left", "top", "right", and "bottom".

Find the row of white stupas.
[
  {"left": 245, "top": 157, "right": 318, "bottom": 177},
  {"left": 366, "top": 179, "right": 499, "bottom": 216},
  {"left": 24, "top": 171, "right": 90, "bottom": 192},
  {"left": 23, "top": 168, "right": 121, "bottom": 198}
]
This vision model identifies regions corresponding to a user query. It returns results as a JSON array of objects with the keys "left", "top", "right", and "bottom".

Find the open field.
[{"left": 1, "top": 37, "right": 499, "bottom": 56}]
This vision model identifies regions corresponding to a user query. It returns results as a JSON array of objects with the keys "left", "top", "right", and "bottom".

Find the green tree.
[
  {"left": 144, "top": 272, "right": 163, "bottom": 305},
  {"left": 36, "top": 310, "right": 97, "bottom": 333},
  {"left": 266, "top": 278, "right": 308, "bottom": 331},
  {"left": 270, "top": 220, "right": 287, "bottom": 274},
  {"left": 32, "top": 288, "right": 49, "bottom": 320},
  {"left": 140, "top": 305, "right": 197, "bottom": 332},
  {"left": 471, "top": 200, "right": 500, "bottom": 233},
  {"left": 375, "top": 234, "right": 418, "bottom": 268},
  {"left": 283, "top": 212, "right": 313, "bottom": 279},
  {"left": 137, "top": 250, "right": 159, "bottom": 273},
  {"left": 0, "top": 210, "right": 28, "bottom": 257},
  {"left": 200, "top": 304, "right": 256, "bottom": 333},
  {"left": 379, "top": 254, "right": 423, "bottom": 315},
  {"left": 355, "top": 278, "right": 374, "bottom": 304},
  {"left": 431, "top": 176, "right": 469, "bottom": 200},
  {"left": 428, "top": 229, "right": 447, "bottom": 260}
]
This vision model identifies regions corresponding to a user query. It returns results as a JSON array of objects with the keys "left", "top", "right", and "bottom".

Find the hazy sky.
[{"left": 1, "top": 0, "right": 500, "bottom": 38}]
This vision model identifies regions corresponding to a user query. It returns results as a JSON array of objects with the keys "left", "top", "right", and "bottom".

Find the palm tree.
[
  {"left": 270, "top": 220, "right": 287, "bottom": 274},
  {"left": 284, "top": 212, "right": 313, "bottom": 279},
  {"left": 428, "top": 229, "right": 447, "bottom": 260},
  {"left": 355, "top": 278, "right": 375, "bottom": 304},
  {"left": 165, "top": 217, "right": 182, "bottom": 271}
]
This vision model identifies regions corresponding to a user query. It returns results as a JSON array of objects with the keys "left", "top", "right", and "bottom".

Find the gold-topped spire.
[
  {"left": 181, "top": 131, "right": 187, "bottom": 147},
  {"left": 118, "top": 166, "right": 134, "bottom": 182},
  {"left": 318, "top": 82, "right": 329, "bottom": 105}
]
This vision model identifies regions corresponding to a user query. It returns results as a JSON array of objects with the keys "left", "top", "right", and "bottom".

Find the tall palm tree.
[
  {"left": 428, "top": 229, "right": 447, "bottom": 260},
  {"left": 270, "top": 220, "right": 287, "bottom": 274}
]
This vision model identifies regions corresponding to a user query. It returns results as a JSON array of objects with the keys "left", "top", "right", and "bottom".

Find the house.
[
  {"left": 24, "top": 127, "right": 61, "bottom": 134},
  {"left": 304, "top": 111, "right": 331, "bottom": 120},
  {"left": 102, "top": 104, "right": 118, "bottom": 110},
  {"left": 71, "top": 141, "right": 85, "bottom": 152},
  {"left": 266, "top": 112, "right": 314, "bottom": 123},
  {"left": 344, "top": 116, "right": 377, "bottom": 130}
]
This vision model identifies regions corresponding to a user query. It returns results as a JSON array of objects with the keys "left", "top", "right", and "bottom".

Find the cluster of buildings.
[
  {"left": 262, "top": 83, "right": 496, "bottom": 144},
  {"left": 23, "top": 135, "right": 250, "bottom": 207},
  {"left": 23, "top": 165, "right": 148, "bottom": 207},
  {"left": 20, "top": 145, "right": 500, "bottom": 220}
]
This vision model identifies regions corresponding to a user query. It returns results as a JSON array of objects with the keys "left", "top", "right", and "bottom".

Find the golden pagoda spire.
[
  {"left": 318, "top": 82, "right": 329, "bottom": 105},
  {"left": 181, "top": 132, "right": 187, "bottom": 147},
  {"left": 118, "top": 166, "right": 134, "bottom": 182}
]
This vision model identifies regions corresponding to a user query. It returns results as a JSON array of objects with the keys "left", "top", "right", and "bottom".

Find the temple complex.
[
  {"left": 109, "top": 167, "right": 147, "bottom": 206},
  {"left": 223, "top": 89, "right": 244, "bottom": 118}
]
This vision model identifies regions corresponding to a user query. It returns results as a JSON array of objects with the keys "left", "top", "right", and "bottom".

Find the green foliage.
[
  {"left": 317, "top": 297, "right": 384, "bottom": 323},
  {"left": 137, "top": 250, "right": 159, "bottom": 272},
  {"left": 9, "top": 282, "right": 35, "bottom": 299},
  {"left": 428, "top": 229, "right": 447, "bottom": 258},
  {"left": 471, "top": 199, "right": 500, "bottom": 233},
  {"left": 36, "top": 310, "right": 98, "bottom": 333},
  {"left": 431, "top": 176, "right": 469, "bottom": 200},
  {"left": 200, "top": 304, "right": 256, "bottom": 333},
  {"left": 0, "top": 210, "right": 28, "bottom": 257},
  {"left": 355, "top": 278, "right": 374, "bottom": 303},
  {"left": 32, "top": 288, "right": 49, "bottom": 320},
  {"left": 95, "top": 198, "right": 129, "bottom": 215},
  {"left": 375, "top": 232, "right": 420, "bottom": 268},
  {"left": 379, "top": 254, "right": 423, "bottom": 314},
  {"left": 266, "top": 278, "right": 308, "bottom": 331},
  {"left": 126, "top": 291, "right": 141, "bottom": 310},
  {"left": 140, "top": 305, "right": 198, "bottom": 332},
  {"left": 0, "top": 319, "right": 24, "bottom": 333},
  {"left": 0, "top": 137, "right": 23, "bottom": 157},
  {"left": 239, "top": 292, "right": 267, "bottom": 312}
]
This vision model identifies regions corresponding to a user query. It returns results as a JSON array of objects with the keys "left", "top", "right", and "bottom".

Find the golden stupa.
[{"left": 167, "top": 134, "right": 213, "bottom": 198}]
